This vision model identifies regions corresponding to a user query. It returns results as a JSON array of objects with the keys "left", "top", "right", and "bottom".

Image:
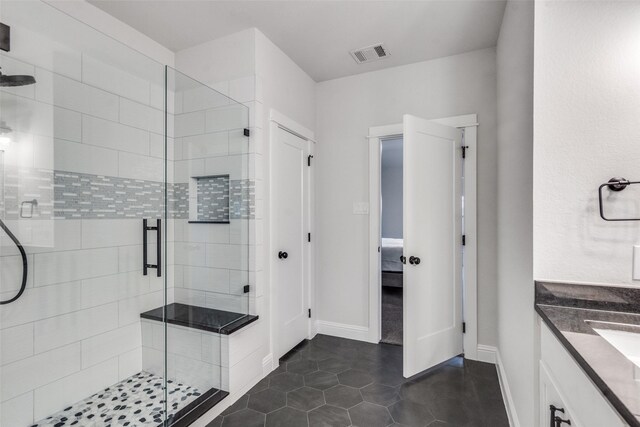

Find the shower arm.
[{"left": 0, "top": 218, "right": 27, "bottom": 304}]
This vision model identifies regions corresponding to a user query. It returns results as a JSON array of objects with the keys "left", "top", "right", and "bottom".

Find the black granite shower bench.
[
  {"left": 141, "top": 303, "right": 258, "bottom": 335},
  {"left": 138, "top": 303, "right": 259, "bottom": 426}
]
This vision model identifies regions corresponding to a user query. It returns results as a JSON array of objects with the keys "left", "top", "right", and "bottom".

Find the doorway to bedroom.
[
  {"left": 369, "top": 114, "right": 479, "bottom": 378},
  {"left": 380, "top": 138, "right": 404, "bottom": 345}
]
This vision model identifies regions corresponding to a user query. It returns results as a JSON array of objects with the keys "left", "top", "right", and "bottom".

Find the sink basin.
[{"left": 586, "top": 320, "right": 640, "bottom": 375}]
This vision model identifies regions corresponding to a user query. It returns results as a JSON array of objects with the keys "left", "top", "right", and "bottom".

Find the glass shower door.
[
  {"left": 0, "top": 1, "right": 172, "bottom": 425},
  {"left": 0, "top": 3, "right": 252, "bottom": 426},
  {"left": 161, "top": 66, "right": 251, "bottom": 422}
]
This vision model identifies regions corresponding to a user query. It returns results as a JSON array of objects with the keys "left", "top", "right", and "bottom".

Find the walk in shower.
[{"left": 0, "top": 2, "right": 253, "bottom": 426}]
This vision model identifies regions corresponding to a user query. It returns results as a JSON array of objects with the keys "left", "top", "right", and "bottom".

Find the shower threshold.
[{"left": 30, "top": 371, "right": 227, "bottom": 427}]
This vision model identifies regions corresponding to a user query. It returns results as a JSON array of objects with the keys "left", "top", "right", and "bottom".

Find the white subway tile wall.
[
  {"left": 141, "top": 319, "right": 227, "bottom": 392},
  {"left": 0, "top": 44, "right": 173, "bottom": 426},
  {"left": 171, "top": 72, "right": 255, "bottom": 315},
  {"left": 0, "top": 16, "right": 260, "bottom": 426}
]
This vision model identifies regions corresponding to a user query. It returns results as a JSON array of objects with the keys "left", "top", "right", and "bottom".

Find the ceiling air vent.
[{"left": 350, "top": 43, "right": 390, "bottom": 64}]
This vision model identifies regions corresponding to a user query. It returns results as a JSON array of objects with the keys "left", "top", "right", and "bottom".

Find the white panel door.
[
  {"left": 403, "top": 114, "right": 463, "bottom": 377},
  {"left": 274, "top": 126, "right": 309, "bottom": 359}
]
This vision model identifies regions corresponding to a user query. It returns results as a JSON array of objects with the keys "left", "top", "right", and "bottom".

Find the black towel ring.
[{"left": 598, "top": 177, "right": 640, "bottom": 221}]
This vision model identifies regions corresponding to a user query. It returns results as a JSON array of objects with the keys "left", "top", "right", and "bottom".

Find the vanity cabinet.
[{"left": 539, "top": 322, "right": 628, "bottom": 427}]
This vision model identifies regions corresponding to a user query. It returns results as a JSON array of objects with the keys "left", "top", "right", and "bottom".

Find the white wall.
[
  {"left": 496, "top": 0, "right": 534, "bottom": 426},
  {"left": 45, "top": 0, "right": 175, "bottom": 67},
  {"left": 253, "top": 28, "right": 317, "bottom": 356},
  {"left": 174, "top": 29, "right": 255, "bottom": 87},
  {"left": 315, "top": 48, "right": 498, "bottom": 346},
  {"left": 381, "top": 139, "right": 403, "bottom": 239},
  {"left": 534, "top": 1, "right": 640, "bottom": 287},
  {"left": 254, "top": 30, "right": 316, "bottom": 132}
]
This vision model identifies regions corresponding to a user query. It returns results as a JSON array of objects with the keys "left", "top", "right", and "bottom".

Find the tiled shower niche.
[{"left": 192, "top": 174, "right": 230, "bottom": 223}]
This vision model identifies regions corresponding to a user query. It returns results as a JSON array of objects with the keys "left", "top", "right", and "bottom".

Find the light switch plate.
[
  {"left": 633, "top": 245, "right": 640, "bottom": 281},
  {"left": 353, "top": 202, "right": 369, "bottom": 215}
]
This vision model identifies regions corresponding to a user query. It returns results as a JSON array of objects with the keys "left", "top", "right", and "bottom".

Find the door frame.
[
  {"left": 269, "top": 109, "right": 316, "bottom": 364},
  {"left": 367, "top": 113, "right": 479, "bottom": 361}
]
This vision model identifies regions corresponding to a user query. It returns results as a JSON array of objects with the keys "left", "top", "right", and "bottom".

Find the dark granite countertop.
[
  {"left": 535, "top": 281, "right": 640, "bottom": 427},
  {"left": 141, "top": 303, "right": 258, "bottom": 335}
]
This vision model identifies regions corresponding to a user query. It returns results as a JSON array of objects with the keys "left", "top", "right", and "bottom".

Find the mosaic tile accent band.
[
  {"left": 196, "top": 175, "right": 230, "bottom": 222},
  {"left": 30, "top": 371, "right": 204, "bottom": 427},
  {"left": 230, "top": 179, "right": 255, "bottom": 220},
  {"left": 0, "top": 167, "right": 254, "bottom": 220}
]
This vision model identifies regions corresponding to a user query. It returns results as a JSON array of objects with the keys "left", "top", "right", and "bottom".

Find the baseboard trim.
[
  {"left": 495, "top": 349, "right": 521, "bottom": 427},
  {"left": 262, "top": 353, "right": 273, "bottom": 375},
  {"left": 476, "top": 344, "right": 497, "bottom": 364},
  {"left": 316, "top": 320, "right": 376, "bottom": 343}
]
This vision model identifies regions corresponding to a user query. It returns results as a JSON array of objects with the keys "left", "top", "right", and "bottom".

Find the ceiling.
[{"left": 88, "top": 0, "right": 506, "bottom": 82}]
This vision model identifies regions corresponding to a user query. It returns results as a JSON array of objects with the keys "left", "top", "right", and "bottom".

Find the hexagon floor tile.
[
  {"left": 287, "top": 387, "right": 325, "bottom": 411},
  {"left": 337, "top": 369, "right": 374, "bottom": 388},
  {"left": 269, "top": 372, "right": 305, "bottom": 393},
  {"left": 323, "top": 384, "right": 363, "bottom": 409},
  {"left": 348, "top": 401, "right": 393, "bottom": 427},
  {"left": 304, "top": 370, "right": 339, "bottom": 390},
  {"left": 207, "top": 334, "right": 508, "bottom": 427},
  {"left": 247, "top": 388, "right": 286, "bottom": 413}
]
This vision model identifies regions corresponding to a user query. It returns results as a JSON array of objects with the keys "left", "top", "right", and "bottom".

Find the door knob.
[
  {"left": 278, "top": 251, "right": 288, "bottom": 259},
  {"left": 554, "top": 416, "right": 571, "bottom": 427},
  {"left": 409, "top": 256, "right": 421, "bottom": 265}
]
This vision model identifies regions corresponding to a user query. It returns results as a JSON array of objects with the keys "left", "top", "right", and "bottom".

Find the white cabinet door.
[
  {"left": 540, "top": 323, "right": 629, "bottom": 427},
  {"left": 540, "top": 360, "right": 575, "bottom": 427},
  {"left": 273, "top": 126, "right": 310, "bottom": 359},
  {"left": 402, "top": 115, "right": 463, "bottom": 377}
]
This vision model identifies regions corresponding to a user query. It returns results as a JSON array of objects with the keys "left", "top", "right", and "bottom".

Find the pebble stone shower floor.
[
  {"left": 208, "top": 334, "right": 509, "bottom": 427},
  {"left": 30, "top": 371, "right": 203, "bottom": 427}
]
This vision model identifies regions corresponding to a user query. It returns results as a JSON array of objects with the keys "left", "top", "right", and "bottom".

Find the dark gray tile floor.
[
  {"left": 381, "top": 286, "right": 403, "bottom": 346},
  {"left": 207, "top": 335, "right": 509, "bottom": 427}
]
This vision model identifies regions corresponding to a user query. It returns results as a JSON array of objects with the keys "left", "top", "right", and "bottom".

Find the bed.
[
  {"left": 381, "top": 238, "right": 403, "bottom": 272},
  {"left": 381, "top": 238, "right": 403, "bottom": 288}
]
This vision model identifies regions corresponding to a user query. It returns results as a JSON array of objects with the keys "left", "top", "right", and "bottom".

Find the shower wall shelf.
[{"left": 598, "top": 177, "right": 640, "bottom": 221}]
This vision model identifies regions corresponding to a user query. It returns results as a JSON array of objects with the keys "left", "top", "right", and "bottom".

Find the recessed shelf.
[{"left": 193, "top": 174, "right": 230, "bottom": 223}]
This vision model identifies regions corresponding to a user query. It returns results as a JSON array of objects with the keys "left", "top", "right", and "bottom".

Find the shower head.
[{"left": 0, "top": 70, "right": 35, "bottom": 87}]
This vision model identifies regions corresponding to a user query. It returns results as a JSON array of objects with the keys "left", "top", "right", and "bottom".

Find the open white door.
[
  {"left": 403, "top": 114, "right": 463, "bottom": 378},
  {"left": 273, "top": 126, "right": 310, "bottom": 359}
]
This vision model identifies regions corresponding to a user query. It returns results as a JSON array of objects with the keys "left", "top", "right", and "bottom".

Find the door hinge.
[
  {"left": 243, "top": 285, "right": 250, "bottom": 294},
  {"left": 462, "top": 235, "right": 466, "bottom": 246},
  {"left": 462, "top": 322, "right": 466, "bottom": 333},
  {"left": 308, "top": 309, "right": 311, "bottom": 318},
  {"left": 308, "top": 155, "right": 314, "bottom": 166},
  {"left": 462, "top": 145, "right": 469, "bottom": 159},
  {"left": 308, "top": 233, "right": 311, "bottom": 242},
  {"left": 244, "top": 128, "right": 250, "bottom": 137}
]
